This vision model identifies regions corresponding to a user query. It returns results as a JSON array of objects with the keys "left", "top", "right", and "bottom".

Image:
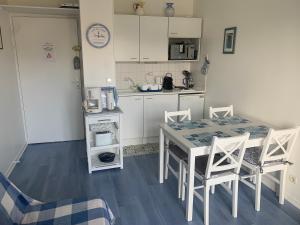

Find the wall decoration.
[
  {"left": 133, "top": 0, "right": 145, "bottom": 16},
  {"left": 86, "top": 23, "right": 111, "bottom": 48},
  {"left": 0, "top": 27, "right": 3, "bottom": 50},
  {"left": 223, "top": 27, "right": 237, "bottom": 54},
  {"left": 165, "top": 3, "right": 175, "bottom": 17},
  {"left": 42, "top": 43, "right": 56, "bottom": 62}
]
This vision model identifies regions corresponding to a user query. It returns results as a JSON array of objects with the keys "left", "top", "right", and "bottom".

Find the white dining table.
[{"left": 159, "top": 115, "right": 272, "bottom": 221}]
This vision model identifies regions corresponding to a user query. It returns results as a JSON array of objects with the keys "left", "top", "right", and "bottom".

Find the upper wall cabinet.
[
  {"left": 140, "top": 16, "right": 168, "bottom": 62},
  {"left": 169, "top": 17, "right": 202, "bottom": 38},
  {"left": 114, "top": 15, "right": 140, "bottom": 62}
]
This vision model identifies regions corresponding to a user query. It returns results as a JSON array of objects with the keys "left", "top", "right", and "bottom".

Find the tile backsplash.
[{"left": 116, "top": 62, "right": 191, "bottom": 89}]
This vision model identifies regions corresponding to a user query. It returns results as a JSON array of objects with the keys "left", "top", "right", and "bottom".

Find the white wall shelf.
[{"left": 0, "top": 5, "right": 79, "bottom": 16}]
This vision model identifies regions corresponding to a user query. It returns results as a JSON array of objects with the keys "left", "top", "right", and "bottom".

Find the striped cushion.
[
  {"left": 0, "top": 173, "right": 115, "bottom": 225},
  {"left": 0, "top": 173, "right": 29, "bottom": 224}
]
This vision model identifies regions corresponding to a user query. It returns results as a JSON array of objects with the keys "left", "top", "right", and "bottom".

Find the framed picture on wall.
[
  {"left": 223, "top": 27, "right": 237, "bottom": 54},
  {"left": 0, "top": 27, "right": 3, "bottom": 50}
]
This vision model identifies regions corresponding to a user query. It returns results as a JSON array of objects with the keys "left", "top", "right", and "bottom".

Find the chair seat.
[
  {"left": 169, "top": 144, "right": 188, "bottom": 160},
  {"left": 233, "top": 147, "right": 261, "bottom": 166},
  {"left": 184, "top": 154, "right": 230, "bottom": 177}
]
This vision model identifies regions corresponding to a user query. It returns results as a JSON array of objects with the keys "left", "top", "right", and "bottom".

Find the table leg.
[
  {"left": 159, "top": 128, "right": 165, "bottom": 184},
  {"left": 186, "top": 151, "right": 195, "bottom": 221}
]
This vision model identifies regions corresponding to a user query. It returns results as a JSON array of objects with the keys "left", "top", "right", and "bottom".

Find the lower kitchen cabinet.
[
  {"left": 143, "top": 94, "right": 178, "bottom": 137},
  {"left": 119, "top": 93, "right": 204, "bottom": 144},
  {"left": 179, "top": 94, "right": 205, "bottom": 120},
  {"left": 119, "top": 96, "right": 144, "bottom": 140}
]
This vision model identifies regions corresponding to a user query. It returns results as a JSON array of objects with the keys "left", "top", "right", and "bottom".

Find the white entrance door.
[{"left": 13, "top": 17, "right": 84, "bottom": 144}]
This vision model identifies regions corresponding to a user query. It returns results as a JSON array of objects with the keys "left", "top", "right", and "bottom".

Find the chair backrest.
[
  {"left": 205, "top": 133, "right": 250, "bottom": 179},
  {"left": 260, "top": 127, "right": 300, "bottom": 165},
  {"left": 0, "top": 173, "right": 30, "bottom": 224},
  {"left": 164, "top": 108, "right": 191, "bottom": 123},
  {"left": 209, "top": 105, "right": 234, "bottom": 119}
]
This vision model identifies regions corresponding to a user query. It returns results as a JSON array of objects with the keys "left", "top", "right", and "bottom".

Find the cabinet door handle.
[
  {"left": 130, "top": 57, "right": 137, "bottom": 60},
  {"left": 171, "top": 32, "right": 178, "bottom": 35},
  {"left": 143, "top": 57, "right": 149, "bottom": 60},
  {"left": 97, "top": 119, "right": 112, "bottom": 122},
  {"left": 146, "top": 97, "right": 153, "bottom": 100}
]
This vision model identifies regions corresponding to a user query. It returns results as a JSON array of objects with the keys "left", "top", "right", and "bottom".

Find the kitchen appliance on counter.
[
  {"left": 182, "top": 70, "right": 194, "bottom": 89},
  {"left": 84, "top": 87, "right": 118, "bottom": 113},
  {"left": 169, "top": 43, "right": 197, "bottom": 60},
  {"left": 83, "top": 87, "right": 102, "bottom": 113},
  {"left": 162, "top": 73, "right": 174, "bottom": 90}
]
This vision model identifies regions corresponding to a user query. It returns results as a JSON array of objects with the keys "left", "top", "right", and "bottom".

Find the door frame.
[{"left": 9, "top": 13, "right": 82, "bottom": 143}]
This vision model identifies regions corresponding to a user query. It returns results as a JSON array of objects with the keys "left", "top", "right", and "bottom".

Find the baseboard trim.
[
  {"left": 262, "top": 177, "right": 300, "bottom": 209},
  {"left": 5, "top": 143, "right": 28, "bottom": 176}
]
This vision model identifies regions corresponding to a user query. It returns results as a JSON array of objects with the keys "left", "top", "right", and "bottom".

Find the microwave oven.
[{"left": 169, "top": 44, "right": 196, "bottom": 60}]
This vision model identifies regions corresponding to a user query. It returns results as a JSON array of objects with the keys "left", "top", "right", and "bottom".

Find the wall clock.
[{"left": 86, "top": 23, "right": 111, "bottom": 48}]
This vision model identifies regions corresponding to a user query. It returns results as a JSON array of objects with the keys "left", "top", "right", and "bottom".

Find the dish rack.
[{"left": 85, "top": 110, "right": 123, "bottom": 173}]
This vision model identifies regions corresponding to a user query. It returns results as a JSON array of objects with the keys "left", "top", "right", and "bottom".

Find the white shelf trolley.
[{"left": 85, "top": 108, "right": 123, "bottom": 173}]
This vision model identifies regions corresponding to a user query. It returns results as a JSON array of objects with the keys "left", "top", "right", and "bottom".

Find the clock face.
[{"left": 86, "top": 24, "right": 110, "bottom": 48}]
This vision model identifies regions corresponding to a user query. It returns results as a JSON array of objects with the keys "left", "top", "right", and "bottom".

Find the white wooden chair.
[
  {"left": 238, "top": 127, "right": 300, "bottom": 211},
  {"left": 209, "top": 105, "right": 234, "bottom": 193},
  {"left": 181, "top": 133, "right": 250, "bottom": 225},
  {"left": 209, "top": 105, "right": 234, "bottom": 119},
  {"left": 164, "top": 109, "right": 191, "bottom": 198}
]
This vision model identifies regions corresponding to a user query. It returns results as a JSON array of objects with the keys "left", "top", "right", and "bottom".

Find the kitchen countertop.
[{"left": 117, "top": 88, "right": 205, "bottom": 97}]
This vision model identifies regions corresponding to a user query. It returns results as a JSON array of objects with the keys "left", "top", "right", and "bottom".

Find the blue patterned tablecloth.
[
  {"left": 168, "top": 121, "right": 210, "bottom": 131},
  {"left": 232, "top": 125, "right": 269, "bottom": 139},
  {"left": 184, "top": 131, "right": 231, "bottom": 147},
  {"left": 212, "top": 116, "right": 250, "bottom": 126}
]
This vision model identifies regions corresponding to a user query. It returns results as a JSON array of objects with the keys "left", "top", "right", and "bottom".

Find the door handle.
[
  {"left": 171, "top": 32, "right": 178, "bottom": 35},
  {"left": 143, "top": 57, "right": 150, "bottom": 60},
  {"left": 130, "top": 57, "right": 137, "bottom": 60}
]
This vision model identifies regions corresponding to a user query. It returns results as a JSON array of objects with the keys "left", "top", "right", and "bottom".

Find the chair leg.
[
  {"left": 178, "top": 161, "right": 182, "bottom": 198},
  {"left": 255, "top": 170, "right": 262, "bottom": 212},
  {"left": 181, "top": 166, "right": 186, "bottom": 201},
  {"left": 279, "top": 169, "right": 287, "bottom": 204},
  {"left": 164, "top": 150, "right": 169, "bottom": 180},
  {"left": 232, "top": 179, "right": 238, "bottom": 218},
  {"left": 228, "top": 181, "right": 232, "bottom": 189},
  {"left": 211, "top": 185, "right": 215, "bottom": 194},
  {"left": 204, "top": 185, "right": 210, "bottom": 225}
]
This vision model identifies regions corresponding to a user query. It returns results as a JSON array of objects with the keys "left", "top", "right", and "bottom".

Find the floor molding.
[
  {"left": 262, "top": 176, "right": 300, "bottom": 209},
  {"left": 123, "top": 143, "right": 159, "bottom": 157},
  {"left": 5, "top": 143, "right": 28, "bottom": 176}
]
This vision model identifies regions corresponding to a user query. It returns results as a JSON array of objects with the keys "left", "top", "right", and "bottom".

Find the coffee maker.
[
  {"left": 182, "top": 70, "right": 194, "bottom": 89},
  {"left": 83, "top": 87, "right": 102, "bottom": 113}
]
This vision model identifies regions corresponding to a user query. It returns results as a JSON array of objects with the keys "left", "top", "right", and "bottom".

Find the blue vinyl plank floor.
[{"left": 9, "top": 140, "right": 300, "bottom": 225}]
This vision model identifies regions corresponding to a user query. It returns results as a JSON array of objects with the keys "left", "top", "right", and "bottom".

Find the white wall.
[
  {"left": 79, "top": 0, "right": 115, "bottom": 87},
  {"left": 3, "top": 0, "right": 194, "bottom": 17},
  {"left": 4, "top": 0, "right": 77, "bottom": 7},
  {"left": 115, "top": 0, "right": 194, "bottom": 17},
  {"left": 194, "top": 0, "right": 300, "bottom": 208},
  {"left": 0, "top": 10, "right": 26, "bottom": 174}
]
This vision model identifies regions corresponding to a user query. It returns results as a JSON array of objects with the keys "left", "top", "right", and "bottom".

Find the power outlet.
[{"left": 288, "top": 175, "right": 297, "bottom": 184}]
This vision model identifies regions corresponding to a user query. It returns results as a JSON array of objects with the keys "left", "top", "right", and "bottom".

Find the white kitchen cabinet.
[
  {"left": 114, "top": 15, "right": 140, "bottom": 62},
  {"left": 119, "top": 96, "right": 144, "bottom": 140},
  {"left": 140, "top": 16, "right": 168, "bottom": 62},
  {"left": 179, "top": 94, "right": 204, "bottom": 120},
  {"left": 169, "top": 17, "right": 202, "bottom": 38},
  {"left": 144, "top": 94, "right": 178, "bottom": 137}
]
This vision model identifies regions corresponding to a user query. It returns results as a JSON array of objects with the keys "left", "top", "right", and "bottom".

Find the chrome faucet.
[{"left": 124, "top": 77, "right": 137, "bottom": 89}]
